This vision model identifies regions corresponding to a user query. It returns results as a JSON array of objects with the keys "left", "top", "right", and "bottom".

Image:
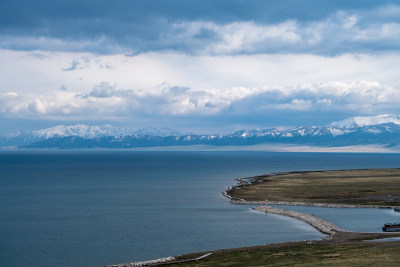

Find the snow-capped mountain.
[
  {"left": 2, "top": 114, "right": 400, "bottom": 149},
  {"left": 29, "top": 124, "right": 185, "bottom": 138},
  {"left": 32, "top": 124, "right": 132, "bottom": 139},
  {"left": 330, "top": 114, "right": 400, "bottom": 129},
  {"left": 0, "top": 125, "right": 185, "bottom": 147}
]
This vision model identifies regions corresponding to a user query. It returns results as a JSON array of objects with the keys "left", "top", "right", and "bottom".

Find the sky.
[{"left": 1, "top": 0, "right": 400, "bottom": 134}]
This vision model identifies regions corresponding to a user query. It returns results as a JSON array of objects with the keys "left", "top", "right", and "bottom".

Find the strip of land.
[
  {"left": 254, "top": 206, "right": 342, "bottom": 235},
  {"left": 226, "top": 168, "right": 400, "bottom": 206}
]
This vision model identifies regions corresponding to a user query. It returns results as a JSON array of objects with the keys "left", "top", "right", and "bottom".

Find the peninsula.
[{"left": 226, "top": 168, "right": 400, "bottom": 207}]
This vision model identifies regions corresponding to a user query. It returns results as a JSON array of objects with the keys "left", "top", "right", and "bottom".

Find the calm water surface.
[{"left": 1, "top": 151, "right": 400, "bottom": 266}]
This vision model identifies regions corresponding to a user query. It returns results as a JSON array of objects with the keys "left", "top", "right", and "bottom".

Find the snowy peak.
[
  {"left": 231, "top": 128, "right": 280, "bottom": 138},
  {"left": 330, "top": 114, "right": 400, "bottom": 129},
  {"left": 16, "top": 124, "right": 185, "bottom": 140},
  {"left": 130, "top": 127, "right": 185, "bottom": 137},
  {"left": 3, "top": 114, "right": 400, "bottom": 149},
  {"left": 32, "top": 124, "right": 133, "bottom": 139},
  {"left": 230, "top": 126, "right": 351, "bottom": 139}
]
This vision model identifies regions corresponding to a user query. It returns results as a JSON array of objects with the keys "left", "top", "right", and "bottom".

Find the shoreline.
[
  {"left": 230, "top": 199, "right": 396, "bottom": 209},
  {"left": 108, "top": 201, "right": 400, "bottom": 267},
  {"left": 222, "top": 169, "right": 400, "bottom": 234},
  {"left": 109, "top": 168, "right": 400, "bottom": 266},
  {"left": 224, "top": 168, "right": 400, "bottom": 209}
]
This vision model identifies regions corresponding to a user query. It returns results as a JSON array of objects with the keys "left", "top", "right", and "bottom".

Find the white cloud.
[
  {"left": 3, "top": 92, "right": 18, "bottom": 97},
  {"left": 1, "top": 80, "right": 399, "bottom": 121},
  {"left": 178, "top": 20, "right": 301, "bottom": 54},
  {"left": 28, "top": 99, "right": 47, "bottom": 114},
  {"left": 275, "top": 99, "right": 312, "bottom": 111},
  {"left": 1, "top": 48, "right": 400, "bottom": 129},
  {"left": 89, "top": 82, "right": 120, "bottom": 98},
  {"left": 354, "top": 22, "right": 400, "bottom": 41},
  {"left": 342, "top": 15, "right": 358, "bottom": 29},
  {"left": 145, "top": 8, "right": 400, "bottom": 55}
]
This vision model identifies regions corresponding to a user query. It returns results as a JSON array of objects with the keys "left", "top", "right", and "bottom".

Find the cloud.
[
  {"left": 1, "top": 2, "right": 400, "bottom": 55},
  {"left": 62, "top": 57, "right": 91, "bottom": 71},
  {"left": 172, "top": 20, "right": 302, "bottom": 55},
  {"left": 275, "top": 99, "right": 313, "bottom": 111},
  {"left": 28, "top": 99, "right": 47, "bottom": 114},
  {"left": 2, "top": 1, "right": 400, "bottom": 134},
  {"left": 1, "top": 81, "right": 399, "bottom": 124},
  {"left": 2, "top": 48, "right": 400, "bottom": 91},
  {"left": 1, "top": 47, "right": 400, "bottom": 131},
  {"left": 89, "top": 82, "right": 120, "bottom": 98},
  {"left": 354, "top": 22, "right": 400, "bottom": 41}
]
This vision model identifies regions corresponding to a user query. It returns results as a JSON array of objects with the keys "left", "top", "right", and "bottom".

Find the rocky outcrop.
[{"left": 106, "top": 256, "right": 176, "bottom": 267}]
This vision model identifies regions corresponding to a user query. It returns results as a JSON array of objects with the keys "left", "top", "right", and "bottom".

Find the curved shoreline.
[
  {"left": 222, "top": 169, "right": 400, "bottom": 236},
  {"left": 229, "top": 199, "right": 395, "bottom": 209},
  {"left": 110, "top": 168, "right": 400, "bottom": 266},
  {"left": 223, "top": 168, "right": 400, "bottom": 209},
  {"left": 223, "top": 186, "right": 396, "bottom": 209},
  {"left": 222, "top": 169, "right": 400, "bottom": 234}
]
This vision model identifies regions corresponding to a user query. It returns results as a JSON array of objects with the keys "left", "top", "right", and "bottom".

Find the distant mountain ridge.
[
  {"left": 330, "top": 114, "right": 400, "bottom": 129},
  {"left": 2, "top": 114, "right": 400, "bottom": 149},
  {"left": 0, "top": 125, "right": 185, "bottom": 147}
]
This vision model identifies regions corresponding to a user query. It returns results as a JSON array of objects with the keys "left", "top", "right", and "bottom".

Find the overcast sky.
[{"left": 1, "top": 0, "right": 400, "bottom": 134}]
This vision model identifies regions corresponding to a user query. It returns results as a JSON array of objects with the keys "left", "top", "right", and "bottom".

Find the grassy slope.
[{"left": 170, "top": 243, "right": 400, "bottom": 266}]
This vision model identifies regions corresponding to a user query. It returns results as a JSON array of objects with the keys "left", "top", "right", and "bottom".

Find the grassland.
[
  {"left": 169, "top": 242, "right": 400, "bottom": 266},
  {"left": 227, "top": 168, "right": 400, "bottom": 206}
]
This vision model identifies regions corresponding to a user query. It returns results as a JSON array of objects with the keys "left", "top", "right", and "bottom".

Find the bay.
[{"left": 1, "top": 151, "right": 400, "bottom": 266}]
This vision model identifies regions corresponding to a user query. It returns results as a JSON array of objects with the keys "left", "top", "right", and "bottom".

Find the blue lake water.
[{"left": 1, "top": 151, "right": 400, "bottom": 266}]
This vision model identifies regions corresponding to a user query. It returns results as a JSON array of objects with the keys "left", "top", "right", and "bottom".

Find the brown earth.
[
  {"left": 226, "top": 168, "right": 400, "bottom": 206},
  {"left": 166, "top": 231, "right": 400, "bottom": 266}
]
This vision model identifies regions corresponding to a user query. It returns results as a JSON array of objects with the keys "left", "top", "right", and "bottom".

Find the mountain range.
[{"left": 2, "top": 114, "right": 400, "bottom": 149}]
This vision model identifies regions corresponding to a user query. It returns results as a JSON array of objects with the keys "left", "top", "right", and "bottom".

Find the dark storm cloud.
[
  {"left": 1, "top": 0, "right": 400, "bottom": 54},
  {"left": 0, "top": 0, "right": 374, "bottom": 30}
]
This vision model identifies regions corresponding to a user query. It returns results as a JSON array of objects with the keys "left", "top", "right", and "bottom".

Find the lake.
[{"left": 1, "top": 151, "right": 400, "bottom": 266}]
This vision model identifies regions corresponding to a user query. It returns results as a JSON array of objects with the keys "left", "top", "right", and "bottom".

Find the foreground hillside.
[{"left": 168, "top": 241, "right": 400, "bottom": 267}]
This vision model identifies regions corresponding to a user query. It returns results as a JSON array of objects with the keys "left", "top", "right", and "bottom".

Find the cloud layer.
[
  {"left": 0, "top": 2, "right": 400, "bottom": 55},
  {"left": 1, "top": 1, "right": 400, "bottom": 133},
  {"left": 1, "top": 47, "right": 400, "bottom": 132},
  {"left": 1, "top": 80, "right": 399, "bottom": 130}
]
